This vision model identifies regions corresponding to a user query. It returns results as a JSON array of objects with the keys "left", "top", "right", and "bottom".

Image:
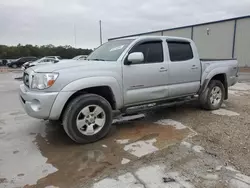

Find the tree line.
[{"left": 0, "top": 44, "right": 93, "bottom": 59}]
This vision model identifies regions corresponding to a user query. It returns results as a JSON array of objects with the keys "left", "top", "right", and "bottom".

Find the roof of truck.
[{"left": 115, "top": 35, "right": 192, "bottom": 42}]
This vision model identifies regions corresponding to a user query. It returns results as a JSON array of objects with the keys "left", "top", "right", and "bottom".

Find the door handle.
[
  {"left": 159, "top": 67, "right": 168, "bottom": 72},
  {"left": 191, "top": 65, "right": 198, "bottom": 70}
]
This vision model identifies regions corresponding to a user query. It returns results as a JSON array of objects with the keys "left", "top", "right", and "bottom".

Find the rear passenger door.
[
  {"left": 123, "top": 40, "right": 169, "bottom": 105},
  {"left": 167, "top": 41, "right": 201, "bottom": 97}
]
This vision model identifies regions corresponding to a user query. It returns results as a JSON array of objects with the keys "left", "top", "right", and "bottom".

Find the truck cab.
[{"left": 121, "top": 37, "right": 202, "bottom": 105}]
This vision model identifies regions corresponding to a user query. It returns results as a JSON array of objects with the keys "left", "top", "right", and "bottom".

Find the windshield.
[
  {"left": 72, "top": 55, "right": 81, "bottom": 60},
  {"left": 87, "top": 39, "right": 134, "bottom": 61},
  {"left": 32, "top": 58, "right": 44, "bottom": 63}
]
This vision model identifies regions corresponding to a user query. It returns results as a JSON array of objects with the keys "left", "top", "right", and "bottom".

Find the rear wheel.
[
  {"left": 200, "top": 80, "right": 225, "bottom": 110},
  {"left": 62, "top": 94, "right": 113, "bottom": 144}
]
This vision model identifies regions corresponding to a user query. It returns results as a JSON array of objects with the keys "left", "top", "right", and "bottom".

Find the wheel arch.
[
  {"left": 199, "top": 72, "right": 228, "bottom": 100},
  {"left": 49, "top": 77, "right": 123, "bottom": 120}
]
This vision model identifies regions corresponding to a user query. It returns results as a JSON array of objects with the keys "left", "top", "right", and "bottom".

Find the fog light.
[{"left": 30, "top": 99, "right": 41, "bottom": 111}]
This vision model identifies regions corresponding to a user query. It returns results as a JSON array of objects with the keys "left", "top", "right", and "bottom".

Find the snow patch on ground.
[
  {"left": 216, "top": 166, "right": 223, "bottom": 171},
  {"left": 180, "top": 141, "right": 192, "bottom": 149},
  {"left": 221, "top": 103, "right": 226, "bottom": 108},
  {"left": 229, "top": 179, "right": 250, "bottom": 188},
  {"left": 228, "top": 83, "right": 250, "bottom": 96},
  {"left": 136, "top": 165, "right": 194, "bottom": 188},
  {"left": 123, "top": 139, "right": 158, "bottom": 157},
  {"left": 228, "top": 90, "right": 241, "bottom": 96},
  {"left": 181, "top": 142, "right": 204, "bottom": 153},
  {"left": 93, "top": 165, "right": 194, "bottom": 188},
  {"left": 115, "top": 139, "right": 130, "bottom": 145},
  {"left": 212, "top": 109, "right": 240, "bottom": 116},
  {"left": 93, "top": 173, "right": 143, "bottom": 188},
  {"left": 92, "top": 163, "right": 250, "bottom": 188},
  {"left": 192, "top": 145, "right": 205, "bottom": 153},
  {"left": 156, "top": 119, "right": 187, "bottom": 129},
  {"left": 234, "top": 173, "right": 250, "bottom": 184},
  {"left": 200, "top": 173, "right": 219, "bottom": 180},
  {"left": 225, "top": 166, "right": 240, "bottom": 172},
  {"left": 230, "top": 83, "right": 250, "bottom": 91},
  {"left": 121, "top": 158, "right": 130, "bottom": 165},
  {"left": 229, "top": 173, "right": 250, "bottom": 188},
  {"left": 102, "top": 145, "right": 107, "bottom": 148}
]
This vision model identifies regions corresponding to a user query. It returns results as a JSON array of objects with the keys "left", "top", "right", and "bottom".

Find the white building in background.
[{"left": 109, "top": 15, "right": 250, "bottom": 67}]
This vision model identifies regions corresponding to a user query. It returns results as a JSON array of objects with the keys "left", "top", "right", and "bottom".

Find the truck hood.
[{"left": 30, "top": 60, "right": 110, "bottom": 72}]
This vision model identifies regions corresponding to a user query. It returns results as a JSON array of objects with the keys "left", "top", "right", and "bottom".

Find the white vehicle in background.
[
  {"left": 72, "top": 55, "right": 88, "bottom": 60},
  {"left": 22, "top": 57, "right": 59, "bottom": 70},
  {"left": 45, "top": 56, "right": 62, "bottom": 61}
]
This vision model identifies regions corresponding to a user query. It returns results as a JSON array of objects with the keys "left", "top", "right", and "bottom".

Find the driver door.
[{"left": 123, "top": 40, "right": 169, "bottom": 106}]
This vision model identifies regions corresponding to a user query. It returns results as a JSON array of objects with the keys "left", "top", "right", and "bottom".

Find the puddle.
[
  {"left": 0, "top": 112, "right": 58, "bottom": 188},
  {"left": 24, "top": 117, "right": 191, "bottom": 188},
  {"left": 0, "top": 108, "right": 193, "bottom": 188}
]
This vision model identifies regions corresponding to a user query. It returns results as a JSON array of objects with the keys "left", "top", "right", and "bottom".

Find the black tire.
[
  {"left": 62, "top": 94, "right": 113, "bottom": 144},
  {"left": 199, "top": 80, "right": 225, "bottom": 110}
]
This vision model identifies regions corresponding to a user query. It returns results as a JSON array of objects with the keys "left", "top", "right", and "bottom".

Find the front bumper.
[{"left": 19, "top": 84, "right": 58, "bottom": 119}]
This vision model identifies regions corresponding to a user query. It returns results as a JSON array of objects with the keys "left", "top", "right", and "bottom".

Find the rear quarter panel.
[{"left": 201, "top": 59, "right": 238, "bottom": 88}]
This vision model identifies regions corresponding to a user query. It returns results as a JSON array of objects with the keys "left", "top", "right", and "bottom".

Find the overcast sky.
[{"left": 0, "top": 0, "right": 250, "bottom": 49}]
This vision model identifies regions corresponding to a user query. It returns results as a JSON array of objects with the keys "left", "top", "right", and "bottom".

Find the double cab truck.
[{"left": 19, "top": 36, "right": 239, "bottom": 143}]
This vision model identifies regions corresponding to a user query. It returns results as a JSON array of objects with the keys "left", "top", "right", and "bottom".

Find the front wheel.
[
  {"left": 62, "top": 94, "right": 113, "bottom": 144},
  {"left": 200, "top": 80, "right": 225, "bottom": 110}
]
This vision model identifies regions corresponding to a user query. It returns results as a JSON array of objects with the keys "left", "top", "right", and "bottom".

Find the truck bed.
[{"left": 200, "top": 58, "right": 239, "bottom": 87}]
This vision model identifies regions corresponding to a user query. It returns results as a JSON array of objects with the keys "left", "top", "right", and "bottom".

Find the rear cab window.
[{"left": 167, "top": 41, "right": 193, "bottom": 62}]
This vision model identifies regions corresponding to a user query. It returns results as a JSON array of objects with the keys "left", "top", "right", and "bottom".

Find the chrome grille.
[{"left": 23, "top": 72, "right": 29, "bottom": 88}]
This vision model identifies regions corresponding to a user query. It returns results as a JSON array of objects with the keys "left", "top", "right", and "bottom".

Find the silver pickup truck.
[{"left": 19, "top": 36, "right": 239, "bottom": 143}]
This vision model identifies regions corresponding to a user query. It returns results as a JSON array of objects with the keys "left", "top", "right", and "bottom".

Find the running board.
[{"left": 123, "top": 97, "right": 198, "bottom": 115}]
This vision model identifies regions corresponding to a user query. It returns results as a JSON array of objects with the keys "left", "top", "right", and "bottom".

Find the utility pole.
[
  {"left": 74, "top": 24, "right": 77, "bottom": 48},
  {"left": 99, "top": 20, "right": 103, "bottom": 45}
]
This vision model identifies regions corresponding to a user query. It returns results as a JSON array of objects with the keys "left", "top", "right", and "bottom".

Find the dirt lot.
[{"left": 0, "top": 71, "right": 250, "bottom": 188}]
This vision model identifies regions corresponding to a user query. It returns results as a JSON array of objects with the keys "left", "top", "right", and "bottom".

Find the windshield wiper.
[{"left": 88, "top": 58, "right": 106, "bottom": 61}]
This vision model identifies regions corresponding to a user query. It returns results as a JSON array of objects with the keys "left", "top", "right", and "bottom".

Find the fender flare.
[
  {"left": 199, "top": 71, "right": 228, "bottom": 99},
  {"left": 49, "top": 76, "right": 123, "bottom": 120}
]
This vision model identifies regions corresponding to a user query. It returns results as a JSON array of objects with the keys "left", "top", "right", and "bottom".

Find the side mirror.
[{"left": 126, "top": 52, "right": 144, "bottom": 65}]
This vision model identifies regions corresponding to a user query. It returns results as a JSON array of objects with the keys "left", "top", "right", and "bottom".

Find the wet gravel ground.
[{"left": 0, "top": 72, "right": 250, "bottom": 188}]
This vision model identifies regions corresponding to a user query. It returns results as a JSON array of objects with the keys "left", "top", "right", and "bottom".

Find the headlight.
[{"left": 31, "top": 73, "right": 59, "bottom": 90}]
